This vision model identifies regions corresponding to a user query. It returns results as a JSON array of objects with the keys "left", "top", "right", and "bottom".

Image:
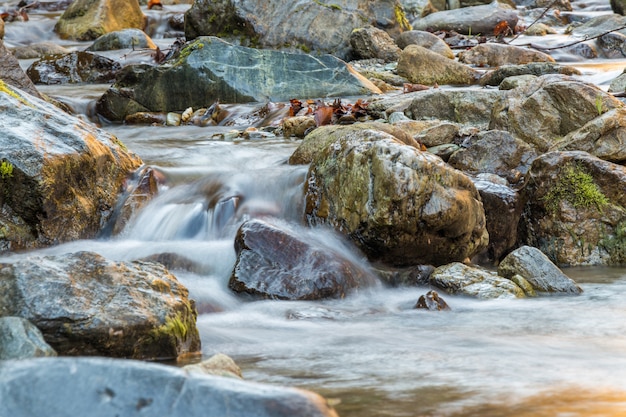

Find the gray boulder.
[
  {"left": 86, "top": 28, "right": 156, "bottom": 51},
  {"left": 430, "top": 262, "right": 525, "bottom": 299},
  {"left": 0, "top": 357, "right": 339, "bottom": 417},
  {"left": 397, "top": 45, "right": 480, "bottom": 85},
  {"left": 96, "top": 37, "right": 381, "bottom": 122},
  {"left": 489, "top": 75, "right": 623, "bottom": 152},
  {"left": 519, "top": 151, "right": 626, "bottom": 266},
  {"left": 0, "top": 84, "right": 141, "bottom": 252},
  {"left": 350, "top": 26, "right": 401, "bottom": 62},
  {"left": 479, "top": 62, "right": 581, "bottom": 87},
  {"left": 304, "top": 134, "right": 489, "bottom": 266},
  {"left": 411, "top": 1, "right": 518, "bottom": 35},
  {"left": 229, "top": 218, "right": 377, "bottom": 300},
  {"left": 184, "top": 0, "right": 405, "bottom": 59},
  {"left": 0, "top": 317, "right": 57, "bottom": 360},
  {"left": 395, "top": 30, "right": 454, "bottom": 59},
  {"left": 499, "top": 246, "right": 583, "bottom": 294},
  {"left": 458, "top": 43, "right": 555, "bottom": 67},
  {"left": 0, "top": 252, "right": 201, "bottom": 360},
  {"left": 26, "top": 51, "right": 121, "bottom": 84},
  {"left": 55, "top": 0, "right": 146, "bottom": 41}
]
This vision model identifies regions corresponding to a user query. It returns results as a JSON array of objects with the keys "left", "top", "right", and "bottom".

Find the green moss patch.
[{"left": 542, "top": 162, "right": 609, "bottom": 214}]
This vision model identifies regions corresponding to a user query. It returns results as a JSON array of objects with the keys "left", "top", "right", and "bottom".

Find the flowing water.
[{"left": 2, "top": 1, "right": 626, "bottom": 415}]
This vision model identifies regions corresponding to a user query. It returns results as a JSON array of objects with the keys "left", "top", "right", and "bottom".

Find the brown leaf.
[
  {"left": 403, "top": 83, "right": 429, "bottom": 93},
  {"left": 314, "top": 106, "right": 334, "bottom": 127},
  {"left": 493, "top": 21, "right": 512, "bottom": 37}
]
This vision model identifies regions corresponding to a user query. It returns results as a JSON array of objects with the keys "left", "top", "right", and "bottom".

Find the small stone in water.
[
  {"left": 181, "top": 107, "right": 193, "bottom": 123},
  {"left": 166, "top": 112, "right": 181, "bottom": 126},
  {"left": 415, "top": 290, "right": 451, "bottom": 311}
]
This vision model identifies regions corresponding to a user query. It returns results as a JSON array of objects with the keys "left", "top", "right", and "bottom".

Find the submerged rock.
[
  {"left": 55, "top": 0, "right": 146, "bottom": 41},
  {"left": 519, "top": 151, "right": 626, "bottom": 266},
  {"left": 229, "top": 218, "right": 377, "bottom": 300},
  {"left": 498, "top": 246, "right": 583, "bottom": 294},
  {"left": 0, "top": 357, "right": 339, "bottom": 417},
  {"left": 0, "top": 251, "right": 200, "bottom": 360},
  {"left": 304, "top": 134, "right": 489, "bottom": 266},
  {"left": 96, "top": 36, "right": 380, "bottom": 122},
  {"left": 0, "top": 84, "right": 141, "bottom": 251},
  {"left": 0, "top": 317, "right": 57, "bottom": 360},
  {"left": 26, "top": 51, "right": 121, "bottom": 84},
  {"left": 414, "top": 290, "right": 451, "bottom": 310},
  {"left": 430, "top": 262, "right": 525, "bottom": 299}
]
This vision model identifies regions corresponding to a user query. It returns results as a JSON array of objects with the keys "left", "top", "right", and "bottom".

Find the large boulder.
[
  {"left": 411, "top": 1, "right": 518, "bottom": 35},
  {"left": 55, "top": 0, "right": 146, "bottom": 41},
  {"left": 229, "top": 218, "right": 377, "bottom": 300},
  {"left": 349, "top": 26, "right": 401, "bottom": 62},
  {"left": 26, "top": 51, "right": 121, "bottom": 84},
  {"left": 0, "top": 317, "right": 57, "bottom": 360},
  {"left": 96, "top": 37, "right": 381, "bottom": 122},
  {"left": 397, "top": 45, "right": 480, "bottom": 86},
  {"left": 0, "top": 252, "right": 201, "bottom": 360},
  {"left": 430, "top": 262, "right": 525, "bottom": 299},
  {"left": 0, "top": 357, "right": 339, "bottom": 417},
  {"left": 498, "top": 246, "right": 583, "bottom": 294},
  {"left": 0, "top": 84, "right": 142, "bottom": 251},
  {"left": 519, "top": 151, "right": 626, "bottom": 266},
  {"left": 458, "top": 43, "right": 555, "bottom": 67},
  {"left": 304, "top": 133, "right": 489, "bottom": 266},
  {"left": 0, "top": 40, "right": 42, "bottom": 99},
  {"left": 549, "top": 108, "right": 626, "bottom": 164},
  {"left": 184, "top": 0, "right": 406, "bottom": 59},
  {"left": 489, "top": 75, "right": 623, "bottom": 152}
]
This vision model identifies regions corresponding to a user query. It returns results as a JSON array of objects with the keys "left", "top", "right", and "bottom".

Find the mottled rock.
[
  {"left": 498, "top": 246, "right": 583, "bottom": 294},
  {"left": 412, "top": 121, "right": 460, "bottom": 148},
  {"left": 549, "top": 108, "right": 626, "bottom": 164},
  {"left": 479, "top": 63, "right": 581, "bottom": 87},
  {"left": 430, "top": 262, "right": 525, "bottom": 299},
  {"left": 498, "top": 74, "right": 538, "bottom": 90},
  {"left": 11, "top": 42, "right": 71, "bottom": 59},
  {"left": 26, "top": 51, "right": 121, "bottom": 84},
  {"left": 229, "top": 218, "right": 377, "bottom": 300},
  {"left": 305, "top": 135, "right": 488, "bottom": 266},
  {"left": 519, "top": 151, "right": 626, "bottom": 266},
  {"left": 282, "top": 116, "right": 317, "bottom": 138},
  {"left": 489, "top": 75, "right": 623, "bottom": 152},
  {"left": 0, "top": 252, "right": 200, "bottom": 360},
  {"left": 0, "top": 40, "right": 42, "bottom": 98},
  {"left": 55, "top": 0, "right": 146, "bottom": 41},
  {"left": 0, "top": 317, "right": 57, "bottom": 360},
  {"left": 458, "top": 43, "right": 555, "bottom": 67},
  {"left": 411, "top": 2, "right": 518, "bottom": 35},
  {"left": 415, "top": 290, "right": 451, "bottom": 310},
  {"left": 96, "top": 37, "right": 380, "bottom": 121},
  {"left": 350, "top": 26, "right": 401, "bottom": 62},
  {"left": 0, "top": 84, "right": 141, "bottom": 251},
  {"left": 448, "top": 130, "right": 538, "bottom": 183},
  {"left": 397, "top": 45, "right": 480, "bottom": 85},
  {"left": 395, "top": 30, "right": 454, "bottom": 59},
  {"left": 86, "top": 28, "right": 156, "bottom": 51},
  {"left": 184, "top": 353, "right": 243, "bottom": 379},
  {"left": 0, "top": 357, "right": 339, "bottom": 417}
]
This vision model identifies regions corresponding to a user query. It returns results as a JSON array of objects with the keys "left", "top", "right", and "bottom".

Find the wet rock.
[
  {"left": 549, "top": 108, "right": 626, "bottom": 164},
  {"left": 519, "top": 151, "right": 626, "bottom": 266},
  {"left": 304, "top": 134, "right": 488, "bottom": 266},
  {"left": 0, "top": 84, "right": 141, "bottom": 251},
  {"left": 611, "top": 0, "right": 626, "bottom": 15},
  {"left": 11, "top": 41, "right": 71, "bottom": 59},
  {"left": 350, "top": 26, "right": 401, "bottom": 62},
  {"left": 184, "top": 0, "right": 405, "bottom": 60},
  {"left": 0, "top": 357, "right": 339, "bottom": 417},
  {"left": 430, "top": 262, "right": 525, "bottom": 299},
  {"left": 374, "top": 264, "right": 435, "bottom": 286},
  {"left": 289, "top": 123, "right": 420, "bottom": 165},
  {"left": 86, "top": 28, "right": 156, "bottom": 51},
  {"left": 458, "top": 43, "right": 555, "bottom": 67},
  {"left": 109, "top": 166, "right": 160, "bottom": 235},
  {"left": 411, "top": 2, "right": 518, "bottom": 35},
  {"left": 0, "top": 252, "right": 200, "bottom": 360},
  {"left": 395, "top": 30, "right": 454, "bottom": 59},
  {"left": 415, "top": 290, "right": 451, "bottom": 310},
  {"left": 0, "top": 40, "right": 42, "bottom": 99},
  {"left": 498, "top": 246, "right": 583, "bottom": 294},
  {"left": 282, "top": 116, "right": 317, "bottom": 138},
  {"left": 229, "top": 218, "right": 377, "bottom": 300},
  {"left": 26, "top": 51, "right": 121, "bottom": 84},
  {"left": 55, "top": 0, "right": 146, "bottom": 41},
  {"left": 0, "top": 317, "right": 57, "bottom": 360},
  {"left": 479, "top": 62, "right": 581, "bottom": 87},
  {"left": 571, "top": 14, "right": 626, "bottom": 39},
  {"left": 448, "top": 130, "right": 538, "bottom": 183},
  {"left": 489, "top": 75, "right": 622, "bottom": 152},
  {"left": 472, "top": 177, "right": 525, "bottom": 265},
  {"left": 397, "top": 45, "right": 480, "bottom": 85},
  {"left": 184, "top": 353, "right": 243, "bottom": 379},
  {"left": 96, "top": 37, "right": 380, "bottom": 122},
  {"left": 405, "top": 89, "right": 505, "bottom": 127},
  {"left": 596, "top": 32, "right": 626, "bottom": 59}
]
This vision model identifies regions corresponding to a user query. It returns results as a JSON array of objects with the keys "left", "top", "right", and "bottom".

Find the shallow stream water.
[{"left": 2, "top": 1, "right": 626, "bottom": 415}]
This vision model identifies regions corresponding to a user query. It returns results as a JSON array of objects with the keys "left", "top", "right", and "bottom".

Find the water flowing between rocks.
[{"left": 2, "top": 1, "right": 626, "bottom": 416}]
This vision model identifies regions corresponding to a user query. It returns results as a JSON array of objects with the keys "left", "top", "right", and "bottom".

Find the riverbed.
[{"left": 2, "top": 1, "right": 626, "bottom": 416}]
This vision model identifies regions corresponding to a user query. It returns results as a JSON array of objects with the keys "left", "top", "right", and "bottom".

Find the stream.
[{"left": 2, "top": 1, "right": 626, "bottom": 416}]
